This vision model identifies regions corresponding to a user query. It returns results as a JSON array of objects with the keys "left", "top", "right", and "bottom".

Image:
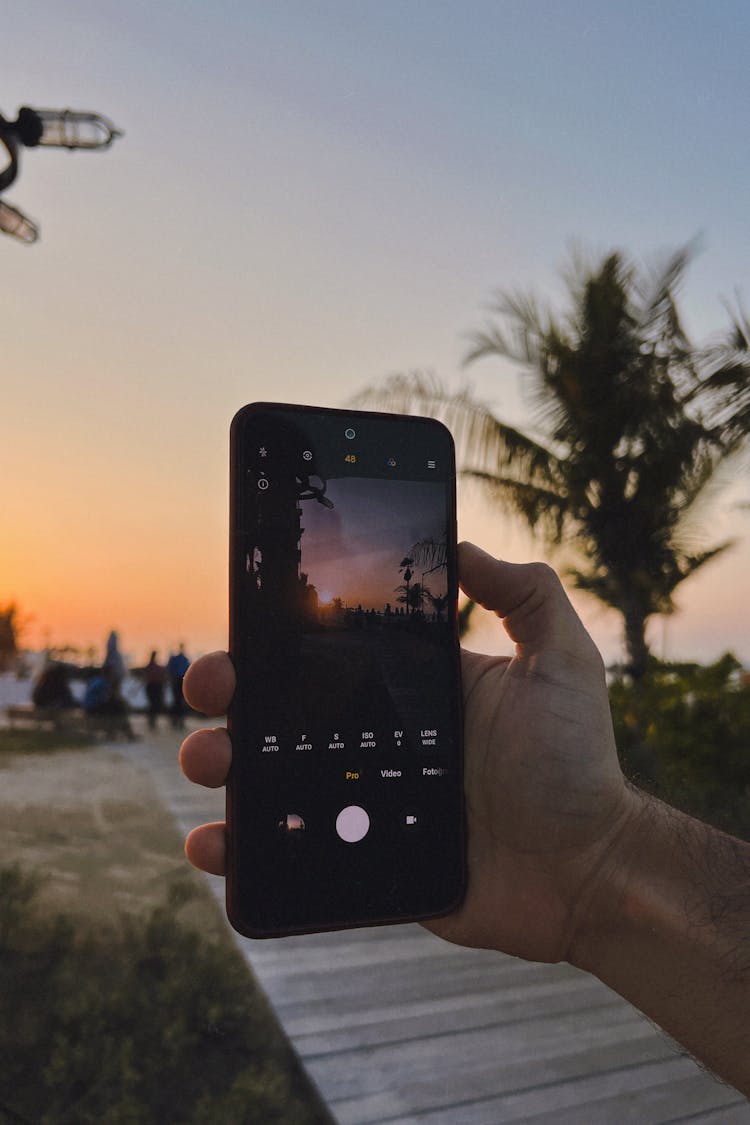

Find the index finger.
[{"left": 183, "top": 651, "right": 236, "bottom": 716}]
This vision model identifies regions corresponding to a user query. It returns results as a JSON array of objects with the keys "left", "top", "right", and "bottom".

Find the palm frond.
[
  {"left": 450, "top": 406, "right": 563, "bottom": 482},
  {"left": 408, "top": 538, "right": 447, "bottom": 571},
  {"left": 353, "top": 371, "right": 565, "bottom": 483},
  {"left": 463, "top": 289, "right": 550, "bottom": 368},
  {"left": 725, "top": 295, "right": 750, "bottom": 351},
  {"left": 634, "top": 241, "right": 697, "bottom": 343},
  {"left": 460, "top": 469, "right": 569, "bottom": 541},
  {"left": 352, "top": 370, "right": 452, "bottom": 416},
  {"left": 674, "top": 540, "right": 735, "bottom": 583},
  {"left": 690, "top": 301, "right": 750, "bottom": 444},
  {"left": 567, "top": 567, "right": 621, "bottom": 610}
]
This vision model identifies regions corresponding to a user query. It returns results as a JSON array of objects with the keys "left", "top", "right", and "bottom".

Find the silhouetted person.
[
  {"left": 103, "top": 630, "right": 126, "bottom": 692},
  {"left": 83, "top": 666, "right": 126, "bottom": 716},
  {"left": 167, "top": 644, "right": 190, "bottom": 729},
  {"left": 144, "top": 650, "right": 166, "bottom": 730},
  {"left": 83, "top": 665, "right": 134, "bottom": 740},
  {"left": 32, "top": 660, "right": 75, "bottom": 710}
]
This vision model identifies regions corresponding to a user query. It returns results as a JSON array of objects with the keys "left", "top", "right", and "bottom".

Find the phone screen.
[{"left": 228, "top": 403, "right": 465, "bottom": 936}]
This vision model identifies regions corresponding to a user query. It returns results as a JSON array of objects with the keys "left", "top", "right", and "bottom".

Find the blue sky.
[{"left": 2, "top": 1, "right": 748, "bottom": 662}]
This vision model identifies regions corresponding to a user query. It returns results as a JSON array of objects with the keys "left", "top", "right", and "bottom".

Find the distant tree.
[
  {"left": 408, "top": 539, "right": 449, "bottom": 620},
  {"left": 425, "top": 589, "right": 449, "bottom": 620},
  {"left": 0, "top": 603, "right": 19, "bottom": 671},
  {"left": 359, "top": 245, "right": 750, "bottom": 678},
  {"left": 394, "top": 581, "right": 429, "bottom": 615},
  {"left": 298, "top": 572, "right": 318, "bottom": 622}
]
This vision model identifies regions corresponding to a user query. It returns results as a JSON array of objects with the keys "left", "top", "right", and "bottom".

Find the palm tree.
[
  {"left": 394, "top": 581, "right": 429, "bottom": 616},
  {"left": 357, "top": 246, "right": 750, "bottom": 678}
]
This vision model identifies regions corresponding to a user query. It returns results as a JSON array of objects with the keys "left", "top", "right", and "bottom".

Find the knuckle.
[{"left": 527, "top": 561, "right": 560, "bottom": 590}]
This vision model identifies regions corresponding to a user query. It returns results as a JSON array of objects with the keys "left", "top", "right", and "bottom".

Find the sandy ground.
[
  {"left": 0, "top": 744, "right": 153, "bottom": 809},
  {"left": 0, "top": 735, "right": 219, "bottom": 929},
  {"left": 0, "top": 654, "right": 221, "bottom": 925}
]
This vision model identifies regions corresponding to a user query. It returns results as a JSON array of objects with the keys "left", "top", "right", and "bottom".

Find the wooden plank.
[
  {"left": 307, "top": 1007, "right": 666, "bottom": 1105},
  {"left": 360, "top": 1060, "right": 741, "bottom": 1125},
  {"left": 286, "top": 977, "right": 614, "bottom": 1052},
  {"left": 330, "top": 1049, "right": 688, "bottom": 1124},
  {"left": 517, "top": 1072, "right": 746, "bottom": 1125},
  {"left": 256, "top": 955, "right": 561, "bottom": 1012},
  {"left": 246, "top": 927, "right": 453, "bottom": 984},
  {"left": 666, "top": 1105, "right": 750, "bottom": 1125}
]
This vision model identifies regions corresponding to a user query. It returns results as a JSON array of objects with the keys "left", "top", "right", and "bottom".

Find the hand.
[{"left": 180, "top": 542, "right": 637, "bottom": 963}]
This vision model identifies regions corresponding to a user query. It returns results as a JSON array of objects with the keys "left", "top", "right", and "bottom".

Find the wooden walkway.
[{"left": 135, "top": 728, "right": 749, "bottom": 1124}]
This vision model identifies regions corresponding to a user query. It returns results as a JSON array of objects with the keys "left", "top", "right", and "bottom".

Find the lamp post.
[{"left": 0, "top": 106, "right": 122, "bottom": 243}]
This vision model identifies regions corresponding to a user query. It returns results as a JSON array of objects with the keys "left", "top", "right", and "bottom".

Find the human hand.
[{"left": 180, "top": 542, "right": 637, "bottom": 963}]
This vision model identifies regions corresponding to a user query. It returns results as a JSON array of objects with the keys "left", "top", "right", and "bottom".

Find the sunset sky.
[{"left": 2, "top": 1, "right": 749, "bottom": 667}]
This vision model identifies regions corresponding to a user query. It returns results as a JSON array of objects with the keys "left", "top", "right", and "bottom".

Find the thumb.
[{"left": 458, "top": 541, "right": 594, "bottom": 657}]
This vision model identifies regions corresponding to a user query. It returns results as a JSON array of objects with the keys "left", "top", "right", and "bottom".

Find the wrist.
[
  {"left": 567, "top": 783, "right": 660, "bottom": 975},
  {"left": 569, "top": 785, "right": 746, "bottom": 976},
  {"left": 566, "top": 787, "right": 750, "bottom": 1093}
]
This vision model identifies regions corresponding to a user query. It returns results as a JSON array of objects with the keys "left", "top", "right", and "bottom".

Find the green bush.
[
  {"left": 609, "top": 653, "right": 750, "bottom": 838},
  {"left": 0, "top": 867, "right": 330, "bottom": 1125}
]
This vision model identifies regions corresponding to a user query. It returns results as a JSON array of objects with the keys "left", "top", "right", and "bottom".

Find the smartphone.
[{"left": 228, "top": 402, "right": 465, "bottom": 937}]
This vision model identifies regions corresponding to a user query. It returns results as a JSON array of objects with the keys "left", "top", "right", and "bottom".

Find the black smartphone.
[{"left": 228, "top": 402, "right": 465, "bottom": 937}]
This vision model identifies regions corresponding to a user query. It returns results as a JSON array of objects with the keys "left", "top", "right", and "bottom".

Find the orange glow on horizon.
[
  {"left": 2, "top": 421, "right": 748, "bottom": 668},
  {"left": 2, "top": 477, "right": 228, "bottom": 659},
  {"left": 3, "top": 480, "right": 749, "bottom": 668}
]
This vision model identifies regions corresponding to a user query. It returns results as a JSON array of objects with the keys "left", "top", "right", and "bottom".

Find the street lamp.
[
  {"left": 0, "top": 105, "right": 122, "bottom": 243},
  {"left": 12, "top": 107, "right": 121, "bottom": 150}
]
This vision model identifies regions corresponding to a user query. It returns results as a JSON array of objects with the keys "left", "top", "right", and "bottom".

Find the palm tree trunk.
[
  {"left": 623, "top": 604, "right": 650, "bottom": 681},
  {"left": 619, "top": 603, "right": 659, "bottom": 781}
]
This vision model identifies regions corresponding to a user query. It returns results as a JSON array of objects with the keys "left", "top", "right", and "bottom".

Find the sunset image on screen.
[{"left": 299, "top": 476, "right": 448, "bottom": 614}]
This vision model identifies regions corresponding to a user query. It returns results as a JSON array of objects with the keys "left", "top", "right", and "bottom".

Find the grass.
[
  {"left": 0, "top": 745, "right": 332, "bottom": 1125},
  {"left": 0, "top": 727, "right": 97, "bottom": 754}
]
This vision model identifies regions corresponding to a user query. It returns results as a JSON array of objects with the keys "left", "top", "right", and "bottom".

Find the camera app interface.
[{"left": 231, "top": 407, "right": 463, "bottom": 931}]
